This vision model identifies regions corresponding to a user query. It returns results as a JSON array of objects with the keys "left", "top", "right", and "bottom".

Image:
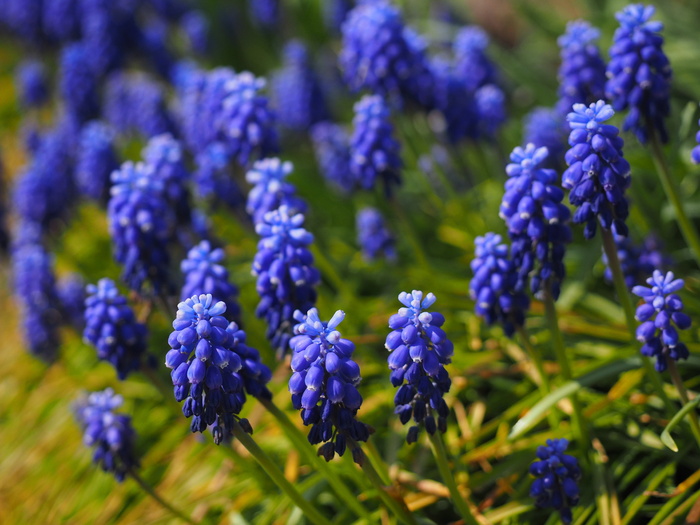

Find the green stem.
[
  {"left": 230, "top": 422, "right": 333, "bottom": 525},
  {"left": 516, "top": 326, "right": 558, "bottom": 428},
  {"left": 390, "top": 200, "right": 429, "bottom": 269},
  {"left": 427, "top": 432, "right": 480, "bottom": 525},
  {"left": 667, "top": 361, "right": 700, "bottom": 451},
  {"left": 128, "top": 467, "right": 197, "bottom": 524},
  {"left": 259, "top": 398, "right": 372, "bottom": 521},
  {"left": 648, "top": 129, "right": 700, "bottom": 266}
]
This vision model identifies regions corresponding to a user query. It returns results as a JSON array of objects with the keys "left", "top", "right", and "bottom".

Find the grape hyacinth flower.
[
  {"left": 530, "top": 439, "right": 581, "bottom": 524},
  {"left": 74, "top": 388, "right": 138, "bottom": 482},
  {"left": 453, "top": 26, "right": 499, "bottom": 92},
  {"left": 385, "top": 291, "right": 452, "bottom": 443},
  {"left": 563, "top": 101, "right": 631, "bottom": 239},
  {"left": 166, "top": 294, "right": 251, "bottom": 443},
  {"left": 143, "top": 134, "right": 191, "bottom": 225},
  {"left": 227, "top": 321, "right": 272, "bottom": 400},
  {"left": 245, "top": 158, "right": 306, "bottom": 224},
  {"left": 79, "top": 0, "right": 124, "bottom": 75},
  {"left": 193, "top": 142, "right": 245, "bottom": 210},
  {"left": 500, "top": 144, "right": 572, "bottom": 298},
  {"left": 469, "top": 233, "right": 530, "bottom": 336},
  {"left": 84, "top": 278, "right": 149, "bottom": 380},
  {"left": 76, "top": 121, "right": 119, "bottom": 202},
  {"left": 289, "top": 308, "right": 371, "bottom": 462},
  {"left": 429, "top": 56, "right": 478, "bottom": 144},
  {"left": 310, "top": 122, "right": 354, "bottom": 193},
  {"left": 15, "top": 60, "right": 48, "bottom": 108},
  {"left": 523, "top": 107, "right": 567, "bottom": 169},
  {"left": 356, "top": 207, "right": 395, "bottom": 261},
  {"left": 59, "top": 43, "right": 100, "bottom": 124},
  {"left": 350, "top": 95, "right": 401, "bottom": 193},
  {"left": 602, "top": 233, "right": 670, "bottom": 289},
  {"left": 43, "top": 0, "right": 81, "bottom": 42},
  {"left": 475, "top": 84, "right": 507, "bottom": 140},
  {"left": 181, "top": 241, "right": 241, "bottom": 324},
  {"left": 57, "top": 272, "right": 86, "bottom": 330},
  {"left": 632, "top": 270, "right": 691, "bottom": 372},
  {"left": 181, "top": 10, "right": 209, "bottom": 55},
  {"left": 253, "top": 206, "right": 320, "bottom": 356},
  {"left": 251, "top": 0, "right": 280, "bottom": 28},
  {"left": 556, "top": 20, "right": 606, "bottom": 116},
  {"left": 692, "top": 119, "right": 700, "bottom": 164},
  {"left": 605, "top": 4, "right": 671, "bottom": 143}
]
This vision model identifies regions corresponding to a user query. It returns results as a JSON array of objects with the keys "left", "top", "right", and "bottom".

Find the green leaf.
[{"left": 660, "top": 396, "right": 700, "bottom": 452}]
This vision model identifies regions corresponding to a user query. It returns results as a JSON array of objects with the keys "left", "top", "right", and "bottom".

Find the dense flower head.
[
  {"left": 74, "top": 388, "right": 138, "bottom": 482},
  {"left": 429, "top": 56, "right": 479, "bottom": 143},
  {"left": 271, "top": 40, "right": 330, "bottom": 131},
  {"left": 143, "top": 134, "right": 191, "bottom": 225},
  {"left": 453, "top": 26, "right": 499, "bottom": 92},
  {"left": 15, "top": 60, "right": 48, "bottom": 108},
  {"left": 245, "top": 158, "right": 306, "bottom": 224},
  {"left": 475, "top": 84, "right": 507, "bottom": 139},
  {"left": 57, "top": 272, "right": 86, "bottom": 330},
  {"left": 76, "top": 121, "right": 119, "bottom": 202},
  {"left": 79, "top": 0, "right": 125, "bottom": 75},
  {"left": 563, "top": 101, "right": 631, "bottom": 239},
  {"left": 692, "top": 119, "right": 700, "bottom": 165},
  {"left": 310, "top": 122, "right": 354, "bottom": 193},
  {"left": 501, "top": 144, "right": 572, "bottom": 298},
  {"left": 43, "top": 0, "right": 81, "bottom": 42},
  {"left": 3, "top": 0, "right": 43, "bottom": 42},
  {"left": 350, "top": 94, "right": 402, "bottom": 193},
  {"left": 602, "top": 233, "right": 670, "bottom": 289},
  {"left": 289, "top": 308, "right": 370, "bottom": 462},
  {"left": 227, "top": 321, "right": 273, "bottom": 400},
  {"left": 524, "top": 107, "right": 567, "bottom": 169},
  {"left": 59, "top": 42, "right": 100, "bottom": 124},
  {"left": 84, "top": 278, "right": 148, "bottom": 379},
  {"left": 605, "top": 4, "right": 671, "bottom": 143},
  {"left": 108, "top": 161, "right": 174, "bottom": 294},
  {"left": 632, "top": 270, "right": 691, "bottom": 371},
  {"left": 166, "top": 294, "right": 252, "bottom": 443},
  {"left": 253, "top": 206, "right": 319, "bottom": 356},
  {"left": 181, "top": 240, "right": 241, "bottom": 323},
  {"left": 556, "top": 20, "right": 606, "bottom": 116},
  {"left": 181, "top": 10, "right": 209, "bottom": 55},
  {"left": 385, "top": 291, "right": 452, "bottom": 443},
  {"left": 356, "top": 207, "right": 395, "bottom": 261},
  {"left": 193, "top": 142, "right": 245, "bottom": 210},
  {"left": 220, "top": 71, "right": 279, "bottom": 166},
  {"left": 530, "top": 439, "right": 581, "bottom": 524},
  {"left": 469, "top": 233, "right": 530, "bottom": 336},
  {"left": 340, "top": 1, "right": 432, "bottom": 106}
]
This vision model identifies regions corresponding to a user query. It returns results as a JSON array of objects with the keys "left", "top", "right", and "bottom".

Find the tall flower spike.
[
  {"left": 143, "top": 134, "right": 191, "bottom": 225},
  {"left": 523, "top": 107, "right": 567, "bottom": 169},
  {"left": 74, "top": 388, "right": 138, "bottom": 482},
  {"left": 530, "top": 438, "right": 581, "bottom": 524},
  {"left": 84, "top": 278, "right": 149, "bottom": 380},
  {"left": 245, "top": 158, "right": 306, "bottom": 225},
  {"left": 289, "top": 308, "right": 371, "bottom": 463},
  {"left": 632, "top": 270, "right": 691, "bottom": 372},
  {"left": 605, "top": 4, "right": 671, "bottom": 143},
  {"left": 15, "top": 60, "right": 48, "bottom": 109},
  {"left": 166, "top": 294, "right": 252, "bottom": 444},
  {"left": 350, "top": 95, "right": 402, "bottom": 193},
  {"left": 469, "top": 233, "right": 530, "bottom": 336},
  {"left": 181, "top": 240, "right": 241, "bottom": 324},
  {"left": 310, "top": 122, "right": 354, "bottom": 193},
  {"left": 429, "top": 56, "right": 479, "bottom": 144},
  {"left": 475, "top": 84, "right": 507, "bottom": 139},
  {"left": 76, "top": 121, "right": 119, "bottom": 203},
  {"left": 385, "top": 291, "right": 452, "bottom": 443},
  {"left": 193, "top": 142, "right": 245, "bottom": 210},
  {"left": 556, "top": 20, "right": 606, "bottom": 116},
  {"left": 602, "top": 233, "right": 671, "bottom": 289},
  {"left": 226, "top": 322, "right": 272, "bottom": 400},
  {"left": 563, "top": 101, "right": 631, "bottom": 239},
  {"left": 500, "top": 144, "right": 572, "bottom": 298},
  {"left": 253, "top": 206, "right": 320, "bottom": 357},
  {"left": 453, "top": 26, "right": 499, "bottom": 92},
  {"left": 59, "top": 42, "right": 100, "bottom": 124},
  {"left": 356, "top": 207, "right": 396, "bottom": 261}
]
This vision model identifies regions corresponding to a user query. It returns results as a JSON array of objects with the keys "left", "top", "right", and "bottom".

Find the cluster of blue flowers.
[
  {"left": 385, "top": 291, "right": 452, "bottom": 443},
  {"left": 289, "top": 308, "right": 370, "bottom": 462},
  {"left": 529, "top": 439, "right": 581, "bottom": 524},
  {"left": 523, "top": 108, "right": 567, "bottom": 169},
  {"left": 246, "top": 158, "right": 306, "bottom": 225},
  {"left": 193, "top": 142, "right": 245, "bottom": 210},
  {"left": 75, "top": 121, "right": 119, "bottom": 202},
  {"left": 356, "top": 207, "right": 395, "bottom": 261},
  {"left": 310, "top": 122, "right": 354, "bottom": 193},
  {"left": 15, "top": 60, "right": 48, "bottom": 109}
]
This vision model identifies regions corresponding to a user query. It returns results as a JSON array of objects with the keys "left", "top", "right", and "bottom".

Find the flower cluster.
[
  {"left": 142, "top": 134, "right": 191, "bottom": 225},
  {"left": 181, "top": 11, "right": 209, "bottom": 55},
  {"left": 633, "top": 270, "right": 691, "bottom": 372},
  {"left": 469, "top": 233, "right": 530, "bottom": 336},
  {"left": 75, "top": 121, "right": 119, "bottom": 202},
  {"left": 356, "top": 207, "right": 395, "bottom": 261},
  {"left": 523, "top": 107, "right": 567, "bottom": 169},
  {"left": 253, "top": 206, "right": 319, "bottom": 356},
  {"left": 530, "top": 439, "right": 581, "bottom": 524},
  {"left": 385, "top": 291, "right": 452, "bottom": 443},
  {"left": 289, "top": 308, "right": 371, "bottom": 462},
  {"left": 429, "top": 56, "right": 479, "bottom": 144},
  {"left": 84, "top": 278, "right": 149, "bottom": 380},
  {"left": 192, "top": 142, "right": 245, "bottom": 210},
  {"left": 74, "top": 388, "right": 138, "bottom": 482},
  {"left": 15, "top": 60, "right": 48, "bottom": 108},
  {"left": 310, "top": 122, "right": 354, "bottom": 193},
  {"left": 180, "top": 241, "right": 241, "bottom": 324},
  {"left": 602, "top": 233, "right": 670, "bottom": 289},
  {"left": 605, "top": 4, "right": 671, "bottom": 143},
  {"left": 563, "top": 101, "right": 631, "bottom": 239},
  {"left": 166, "top": 294, "right": 251, "bottom": 443},
  {"left": 246, "top": 158, "right": 306, "bottom": 224},
  {"left": 453, "top": 26, "right": 499, "bottom": 92},
  {"left": 59, "top": 43, "right": 100, "bottom": 124},
  {"left": 251, "top": 0, "right": 280, "bottom": 28}
]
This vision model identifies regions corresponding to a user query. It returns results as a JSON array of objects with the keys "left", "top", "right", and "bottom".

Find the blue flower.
[
  {"left": 74, "top": 388, "right": 138, "bottom": 482},
  {"left": 350, "top": 95, "right": 402, "bottom": 193},
  {"left": 605, "top": 4, "right": 671, "bottom": 143},
  {"left": 79, "top": 0, "right": 125, "bottom": 75},
  {"left": 193, "top": 142, "right": 245, "bottom": 210},
  {"left": 289, "top": 308, "right": 371, "bottom": 462},
  {"left": 632, "top": 270, "right": 691, "bottom": 372},
  {"left": 530, "top": 438, "right": 581, "bottom": 524},
  {"left": 253, "top": 206, "right": 319, "bottom": 356},
  {"left": 563, "top": 100, "right": 631, "bottom": 239},
  {"left": 166, "top": 294, "right": 252, "bottom": 443},
  {"left": 692, "top": 119, "right": 700, "bottom": 164},
  {"left": 142, "top": 134, "right": 191, "bottom": 225},
  {"left": 57, "top": 272, "right": 86, "bottom": 331},
  {"left": 76, "top": 121, "right": 119, "bottom": 202},
  {"left": 500, "top": 144, "right": 572, "bottom": 298},
  {"left": 475, "top": 84, "right": 507, "bottom": 139},
  {"left": 357, "top": 207, "right": 395, "bottom": 261},
  {"left": 469, "top": 233, "right": 530, "bottom": 336},
  {"left": 15, "top": 60, "right": 48, "bottom": 108},
  {"left": 453, "top": 26, "right": 499, "bottom": 92},
  {"left": 523, "top": 107, "right": 567, "bottom": 169},
  {"left": 602, "top": 233, "right": 671, "bottom": 289},
  {"left": 181, "top": 10, "right": 209, "bottom": 55},
  {"left": 556, "top": 20, "right": 606, "bottom": 116},
  {"left": 43, "top": 0, "right": 80, "bottom": 42},
  {"left": 181, "top": 240, "right": 241, "bottom": 324},
  {"left": 59, "top": 42, "right": 100, "bottom": 124},
  {"left": 227, "top": 322, "right": 272, "bottom": 400},
  {"left": 250, "top": 0, "right": 280, "bottom": 28},
  {"left": 4, "top": 0, "right": 42, "bottom": 43},
  {"left": 310, "top": 122, "right": 354, "bottom": 193},
  {"left": 245, "top": 158, "right": 306, "bottom": 224},
  {"left": 84, "top": 278, "right": 149, "bottom": 379},
  {"left": 385, "top": 291, "right": 452, "bottom": 443},
  {"left": 429, "top": 56, "right": 478, "bottom": 143}
]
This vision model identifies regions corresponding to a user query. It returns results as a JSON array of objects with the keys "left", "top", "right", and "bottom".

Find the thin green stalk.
[
  {"left": 128, "top": 467, "right": 197, "bottom": 524},
  {"left": 230, "top": 422, "right": 333, "bottom": 525},
  {"left": 648, "top": 128, "right": 700, "bottom": 266},
  {"left": 516, "top": 326, "right": 558, "bottom": 429},
  {"left": 259, "top": 398, "right": 372, "bottom": 521},
  {"left": 427, "top": 432, "right": 480, "bottom": 525},
  {"left": 667, "top": 361, "right": 700, "bottom": 451},
  {"left": 390, "top": 200, "right": 430, "bottom": 269}
]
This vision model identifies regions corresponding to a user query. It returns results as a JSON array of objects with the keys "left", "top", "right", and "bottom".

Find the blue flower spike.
[{"left": 530, "top": 438, "right": 581, "bottom": 524}]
